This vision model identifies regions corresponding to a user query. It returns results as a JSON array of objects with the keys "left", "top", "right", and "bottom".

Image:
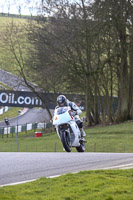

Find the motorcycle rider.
[
  {"left": 4, "top": 117, "right": 10, "bottom": 125},
  {"left": 56, "top": 95, "right": 86, "bottom": 141}
]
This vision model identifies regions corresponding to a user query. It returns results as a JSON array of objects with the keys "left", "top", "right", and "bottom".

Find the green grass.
[
  {"left": 0, "top": 107, "right": 24, "bottom": 122},
  {"left": 0, "top": 131, "right": 63, "bottom": 152},
  {"left": 86, "top": 122, "right": 133, "bottom": 153},
  {"left": 0, "top": 81, "right": 12, "bottom": 90},
  {"left": 0, "top": 121, "right": 133, "bottom": 152},
  {"left": 0, "top": 169, "right": 133, "bottom": 200},
  {"left": 0, "top": 16, "right": 28, "bottom": 75}
]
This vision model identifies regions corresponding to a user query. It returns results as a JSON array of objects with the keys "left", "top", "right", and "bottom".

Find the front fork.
[
  {"left": 56, "top": 127, "right": 61, "bottom": 139},
  {"left": 56, "top": 126, "right": 71, "bottom": 140},
  {"left": 56, "top": 123, "right": 80, "bottom": 147}
]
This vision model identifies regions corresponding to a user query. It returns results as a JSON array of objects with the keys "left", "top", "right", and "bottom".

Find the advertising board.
[{"left": 0, "top": 90, "right": 42, "bottom": 108}]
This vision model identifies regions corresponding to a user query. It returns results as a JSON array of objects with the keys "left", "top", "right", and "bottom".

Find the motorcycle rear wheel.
[
  {"left": 76, "top": 142, "right": 85, "bottom": 152},
  {"left": 61, "top": 131, "right": 72, "bottom": 152}
]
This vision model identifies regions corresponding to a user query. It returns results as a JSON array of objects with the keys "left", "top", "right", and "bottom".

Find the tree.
[
  {"left": 15, "top": 0, "right": 24, "bottom": 17},
  {"left": 24, "top": 0, "right": 37, "bottom": 16},
  {"left": 25, "top": 0, "right": 104, "bottom": 125},
  {"left": 2, "top": 0, "right": 133, "bottom": 125},
  {"left": 0, "top": 0, "right": 5, "bottom": 15},
  {"left": 92, "top": 0, "right": 133, "bottom": 122},
  {"left": 5, "top": 0, "right": 11, "bottom": 16},
  {"left": 0, "top": 20, "right": 53, "bottom": 119}
]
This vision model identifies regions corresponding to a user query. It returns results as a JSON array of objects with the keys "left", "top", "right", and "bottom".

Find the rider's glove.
[
  {"left": 76, "top": 109, "right": 82, "bottom": 115},
  {"left": 70, "top": 111, "right": 76, "bottom": 116}
]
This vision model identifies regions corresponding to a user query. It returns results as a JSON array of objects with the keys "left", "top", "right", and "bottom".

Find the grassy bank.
[
  {"left": 0, "top": 121, "right": 133, "bottom": 152},
  {"left": 0, "top": 17, "right": 27, "bottom": 75},
  {"left": 0, "top": 169, "right": 133, "bottom": 200},
  {"left": 0, "top": 107, "right": 24, "bottom": 122}
]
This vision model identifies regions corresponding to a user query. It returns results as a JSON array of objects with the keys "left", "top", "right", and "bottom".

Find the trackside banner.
[
  {"left": 0, "top": 90, "right": 43, "bottom": 108},
  {"left": 0, "top": 90, "right": 86, "bottom": 109}
]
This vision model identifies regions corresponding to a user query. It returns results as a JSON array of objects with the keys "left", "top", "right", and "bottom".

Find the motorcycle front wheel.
[{"left": 61, "top": 130, "right": 72, "bottom": 152}]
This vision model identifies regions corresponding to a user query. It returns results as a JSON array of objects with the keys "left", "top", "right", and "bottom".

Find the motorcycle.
[{"left": 53, "top": 106, "right": 85, "bottom": 152}]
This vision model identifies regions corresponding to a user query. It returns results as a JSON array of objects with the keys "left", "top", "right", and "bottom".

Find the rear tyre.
[
  {"left": 76, "top": 142, "right": 85, "bottom": 152},
  {"left": 61, "top": 131, "right": 72, "bottom": 152}
]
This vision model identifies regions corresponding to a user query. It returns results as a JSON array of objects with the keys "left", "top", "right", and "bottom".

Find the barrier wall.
[{"left": 0, "top": 106, "right": 9, "bottom": 115}]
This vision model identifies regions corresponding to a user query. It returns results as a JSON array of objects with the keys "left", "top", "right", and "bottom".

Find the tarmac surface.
[
  {"left": 0, "top": 152, "right": 133, "bottom": 186},
  {"left": 0, "top": 108, "right": 54, "bottom": 127}
]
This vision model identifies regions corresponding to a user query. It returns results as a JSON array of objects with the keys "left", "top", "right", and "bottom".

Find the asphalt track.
[
  {"left": 0, "top": 69, "right": 54, "bottom": 127},
  {"left": 0, "top": 69, "right": 34, "bottom": 91},
  {"left": 0, "top": 108, "right": 54, "bottom": 127},
  {"left": 0, "top": 152, "right": 133, "bottom": 186}
]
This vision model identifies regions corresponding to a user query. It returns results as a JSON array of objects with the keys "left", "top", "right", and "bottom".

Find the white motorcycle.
[{"left": 53, "top": 106, "right": 85, "bottom": 152}]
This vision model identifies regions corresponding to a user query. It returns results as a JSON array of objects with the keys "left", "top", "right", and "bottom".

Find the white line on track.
[
  {"left": 0, "top": 179, "right": 36, "bottom": 187},
  {"left": 0, "top": 163, "right": 133, "bottom": 187},
  {"left": 101, "top": 163, "right": 133, "bottom": 170}
]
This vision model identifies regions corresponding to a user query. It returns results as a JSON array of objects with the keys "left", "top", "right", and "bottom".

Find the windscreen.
[{"left": 56, "top": 107, "right": 68, "bottom": 115}]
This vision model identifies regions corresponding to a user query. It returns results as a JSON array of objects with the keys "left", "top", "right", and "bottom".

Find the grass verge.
[
  {"left": 0, "top": 169, "right": 133, "bottom": 200},
  {"left": 0, "top": 121, "right": 133, "bottom": 152}
]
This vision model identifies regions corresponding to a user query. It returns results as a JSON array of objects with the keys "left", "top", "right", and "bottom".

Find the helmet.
[{"left": 57, "top": 95, "right": 67, "bottom": 107}]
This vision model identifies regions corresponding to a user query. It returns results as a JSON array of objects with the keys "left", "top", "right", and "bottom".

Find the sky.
[
  {"left": 0, "top": 0, "right": 95, "bottom": 16},
  {"left": 0, "top": 0, "right": 38, "bottom": 16}
]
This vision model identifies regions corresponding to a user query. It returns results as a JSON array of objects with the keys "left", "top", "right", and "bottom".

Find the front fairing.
[{"left": 53, "top": 106, "right": 74, "bottom": 126}]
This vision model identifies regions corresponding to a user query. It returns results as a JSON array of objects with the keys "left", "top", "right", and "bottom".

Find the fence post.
[
  {"left": 26, "top": 123, "right": 27, "bottom": 134},
  {"left": 54, "top": 142, "right": 57, "bottom": 152},
  {"left": 12, "top": 130, "right": 13, "bottom": 138},
  {"left": 17, "top": 142, "right": 19, "bottom": 152},
  {"left": 94, "top": 143, "right": 96, "bottom": 152},
  {"left": 7, "top": 126, "right": 8, "bottom": 138},
  {"left": 0, "top": 127, "right": 4, "bottom": 139}
]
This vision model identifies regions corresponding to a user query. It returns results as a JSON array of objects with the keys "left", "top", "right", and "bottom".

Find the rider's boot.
[{"left": 80, "top": 128, "right": 86, "bottom": 142}]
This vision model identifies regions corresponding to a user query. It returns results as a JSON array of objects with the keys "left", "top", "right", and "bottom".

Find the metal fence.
[{"left": 0, "top": 122, "right": 53, "bottom": 138}]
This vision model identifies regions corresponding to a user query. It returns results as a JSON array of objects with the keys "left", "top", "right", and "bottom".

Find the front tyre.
[{"left": 61, "top": 131, "right": 72, "bottom": 152}]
